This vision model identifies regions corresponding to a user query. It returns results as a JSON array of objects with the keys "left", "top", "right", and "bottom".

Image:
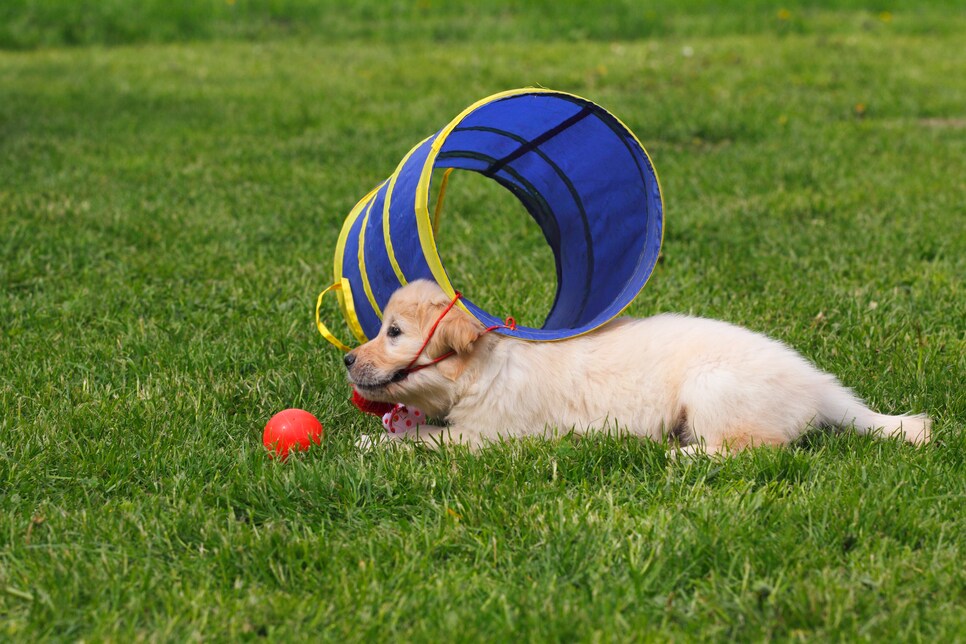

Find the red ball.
[{"left": 263, "top": 409, "right": 324, "bottom": 460}]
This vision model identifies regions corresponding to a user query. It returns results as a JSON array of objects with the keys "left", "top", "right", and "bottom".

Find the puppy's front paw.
[
  {"left": 669, "top": 444, "right": 700, "bottom": 460},
  {"left": 355, "top": 434, "right": 381, "bottom": 451},
  {"left": 669, "top": 442, "right": 727, "bottom": 460}
]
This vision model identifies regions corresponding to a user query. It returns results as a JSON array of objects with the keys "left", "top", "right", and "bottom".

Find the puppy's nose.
[{"left": 343, "top": 352, "right": 356, "bottom": 368}]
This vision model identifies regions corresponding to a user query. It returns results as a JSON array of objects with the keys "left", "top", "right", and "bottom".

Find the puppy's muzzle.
[{"left": 343, "top": 349, "right": 407, "bottom": 389}]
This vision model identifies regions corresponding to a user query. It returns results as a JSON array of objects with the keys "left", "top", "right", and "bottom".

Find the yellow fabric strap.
[
  {"left": 432, "top": 168, "right": 454, "bottom": 235},
  {"left": 383, "top": 136, "right": 432, "bottom": 287},
  {"left": 357, "top": 197, "right": 383, "bottom": 319},
  {"left": 316, "top": 280, "right": 364, "bottom": 352}
]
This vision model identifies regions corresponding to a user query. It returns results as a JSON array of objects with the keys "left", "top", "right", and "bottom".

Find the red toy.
[
  {"left": 350, "top": 388, "right": 394, "bottom": 417},
  {"left": 263, "top": 408, "right": 324, "bottom": 460}
]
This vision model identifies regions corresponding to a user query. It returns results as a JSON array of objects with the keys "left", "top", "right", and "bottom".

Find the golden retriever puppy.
[{"left": 343, "top": 279, "right": 931, "bottom": 453}]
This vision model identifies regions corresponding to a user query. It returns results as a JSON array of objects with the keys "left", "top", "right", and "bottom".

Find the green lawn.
[{"left": 2, "top": 2, "right": 965, "bottom": 640}]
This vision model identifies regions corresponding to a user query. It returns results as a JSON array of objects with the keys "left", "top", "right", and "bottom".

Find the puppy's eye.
[{"left": 387, "top": 324, "right": 402, "bottom": 339}]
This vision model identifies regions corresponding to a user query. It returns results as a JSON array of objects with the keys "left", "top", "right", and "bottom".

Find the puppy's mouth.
[{"left": 351, "top": 369, "right": 409, "bottom": 391}]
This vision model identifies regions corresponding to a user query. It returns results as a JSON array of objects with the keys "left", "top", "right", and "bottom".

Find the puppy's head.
[{"left": 343, "top": 280, "right": 484, "bottom": 412}]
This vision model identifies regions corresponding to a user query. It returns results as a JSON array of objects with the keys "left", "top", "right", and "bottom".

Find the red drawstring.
[
  {"left": 485, "top": 316, "right": 517, "bottom": 334},
  {"left": 403, "top": 290, "right": 463, "bottom": 374},
  {"left": 402, "top": 291, "right": 517, "bottom": 375}
]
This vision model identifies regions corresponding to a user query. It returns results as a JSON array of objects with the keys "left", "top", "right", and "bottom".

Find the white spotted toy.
[{"left": 381, "top": 404, "right": 425, "bottom": 435}]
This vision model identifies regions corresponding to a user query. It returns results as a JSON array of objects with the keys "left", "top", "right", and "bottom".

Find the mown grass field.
[{"left": 2, "top": 2, "right": 965, "bottom": 640}]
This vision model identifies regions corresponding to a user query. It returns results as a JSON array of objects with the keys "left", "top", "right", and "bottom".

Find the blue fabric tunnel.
[{"left": 319, "top": 88, "right": 664, "bottom": 348}]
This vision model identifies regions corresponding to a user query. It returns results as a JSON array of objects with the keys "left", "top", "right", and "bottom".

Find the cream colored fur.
[{"left": 345, "top": 280, "right": 931, "bottom": 453}]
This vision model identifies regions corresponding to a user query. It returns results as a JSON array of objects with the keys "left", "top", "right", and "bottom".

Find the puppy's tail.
[{"left": 819, "top": 386, "right": 931, "bottom": 445}]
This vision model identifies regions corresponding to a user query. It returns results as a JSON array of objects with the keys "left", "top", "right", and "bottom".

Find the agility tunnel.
[{"left": 317, "top": 88, "right": 664, "bottom": 350}]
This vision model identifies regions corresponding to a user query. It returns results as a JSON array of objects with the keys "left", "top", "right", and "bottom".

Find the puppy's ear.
[
  {"left": 432, "top": 310, "right": 482, "bottom": 382},
  {"left": 431, "top": 308, "right": 482, "bottom": 356}
]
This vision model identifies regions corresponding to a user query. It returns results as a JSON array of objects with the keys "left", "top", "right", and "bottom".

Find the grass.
[
  {"left": 2, "top": 2, "right": 965, "bottom": 640},
  {"left": 3, "top": 1, "right": 965, "bottom": 50}
]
